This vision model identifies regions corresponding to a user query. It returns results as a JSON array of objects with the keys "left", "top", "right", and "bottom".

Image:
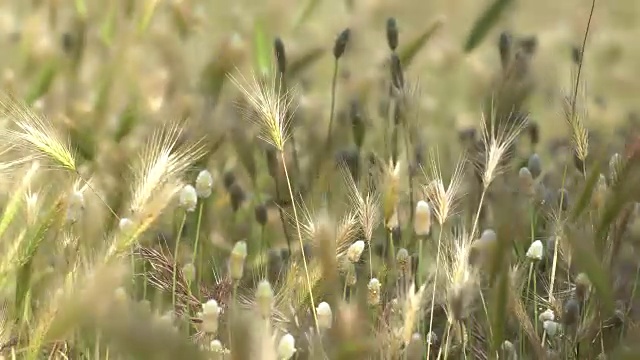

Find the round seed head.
[
  {"left": 347, "top": 240, "right": 365, "bottom": 263},
  {"left": 210, "top": 339, "right": 223, "bottom": 353},
  {"left": 222, "top": 171, "right": 236, "bottom": 190},
  {"left": 518, "top": 167, "right": 534, "bottom": 195},
  {"left": 539, "top": 308, "right": 555, "bottom": 322},
  {"left": 527, "top": 153, "right": 542, "bottom": 179},
  {"left": 414, "top": 200, "right": 432, "bottom": 236},
  {"left": 367, "top": 278, "right": 381, "bottom": 305},
  {"left": 195, "top": 170, "right": 213, "bottom": 198},
  {"left": 345, "top": 261, "right": 357, "bottom": 286},
  {"left": 277, "top": 333, "right": 296, "bottom": 360},
  {"left": 386, "top": 17, "right": 399, "bottom": 51},
  {"left": 563, "top": 298, "right": 581, "bottom": 326},
  {"left": 526, "top": 240, "right": 543, "bottom": 261},
  {"left": 201, "top": 299, "right": 221, "bottom": 334},
  {"left": 333, "top": 28, "right": 351, "bottom": 59},
  {"left": 396, "top": 247, "right": 409, "bottom": 272},
  {"left": 119, "top": 217, "right": 135, "bottom": 234},
  {"left": 66, "top": 190, "right": 85, "bottom": 222},
  {"left": 179, "top": 184, "right": 198, "bottom": 212},
  {"left": 254, "top": 203, "right": 268, "bottom": 226},
  {"left": 229, "top": 183, "right": 245, "bottom": 212},
  {"left": 316, "top": 301, "right": 333, "bottom": 329},
  {"left": 229, "top": 241, "right": 247, "bottom": 281},
  {"left": 480, "top": 229, "right": 497, "bottom": 243},
  {"left": 528, "top": 121, "right": 540, "bottom": 146},
  {"left": 543, "top": 320, "right": 559, "bottom": 338},
  {"left": 255, "top": 279, "right": 274, "bottom": 318}
]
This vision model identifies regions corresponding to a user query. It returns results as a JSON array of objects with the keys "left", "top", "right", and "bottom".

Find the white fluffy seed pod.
[
  {"left": 179, "top": 184, "right": 198, "bottom": 212},
  {"left": 539, "top": 308, "right": 555, "bottom": 322},
  {"left": 255, "top": 280, "right": 274, "bottom": 318},
  {"left": 414, "top": 200, "right": 432, "bottom": 236},
  {"left": 526, "top": 240, "right": 543, "bottom": 261},
  {"left": 277, "top": 333, "right": 296, "bottom": 360},
  {"left": 66, "top": 191, "right": 85, "bottom": 222},
  {"left": 346, "top": 240, "right": 365, "bottom": 263},
  {"left": 196, "top": 170, "right": 213, "bottom": 198},
  {"left": 543, "top": 320, "right": 559, "bottom": 338},
  {"left": 118, "top": 217, "right": 135, "bottom": 234},
  {"left": 201, "top": 299, "right": 221, "bottom": 334},
  {"left": 229, "top": 241, "right": 247, "bottom": 281},
  {"left": 316, "top": 301, "right": 333, "bottom": 329}
]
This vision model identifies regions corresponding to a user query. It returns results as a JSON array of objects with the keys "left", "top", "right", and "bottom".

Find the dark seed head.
[
  {"left": 333, "top": 28, "right": 351, "bottom": 59},
  {"left": 573, "top": 152, "right": 585, "bottom": 174},
  {"left": 386, "top": 17, "right": 399, "bottom": 51},
  {"left": 254, "top": 203, "right": 268, "bottom": 226},
  {"left": 62, "top": 32, "right": 74, "bottom": 53},
  {"left": 350, "top": 100, "right": 366, "bottom": 149},
  {"left": 563, "top": 298, "right": 581, "bottom": 326},
  {"left": 527, "top": 153, "right": 542, "bottom": 179},
  {"left": 273, "top": 37, "right": 287, "bottom": 75},
  {"left": 498, "top": 31, "right": 512, "bottom": 69},
  {"left": 223, "top": 171, "right": 236, "bottom": 190},
  {"left": 280, "top": 248, "right": 291, "bottom": 263},
  {"left": 229, "top": 183, "right": 245, "bottom": 212}
]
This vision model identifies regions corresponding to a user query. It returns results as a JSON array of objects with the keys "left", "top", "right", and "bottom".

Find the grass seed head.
[
  {"left": 179, "top": 184, "right": 197, "bottom": 212},
  {"left": 230, "top": 241, "right": 248, "bottom": 281},
  {"left": 347, "top": 240, "right": 365, "bottom": 263},
  {"left": 526, "top": 240, "right": 543, "bottom": 261},
  {"left": 368, "top": 278, "right": 381, "bottom": 306},
  {"left": 277, "top": 333, "right": 296, "bottom": 360},
  {"left": 333, "top": 28, "right": 351, "bottom": 59},
  {"left": 195, "top": 169, "right": 213, "bottom": 198},
  {"left": 255, "top": 280, "right": 274, "bottom": 319},
  {"left": 527, "top": 153, "right": 542, "bottom": 178},
  {"left": 316, "top": 301, "right": 333, "bottom": 330},
  {"left": 414, "top": 200, "right": 432, "bottom": 236},
  {"left": 273, "top": 37, "right": 287, "bottom": 75},
  {"left": 386, "top": 17, "right": 399, "bottom": 51}
]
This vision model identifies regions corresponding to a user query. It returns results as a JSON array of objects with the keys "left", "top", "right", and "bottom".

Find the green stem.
[
  {"left": 191, "top": 202, "right": 205, "bottom": 297},
  {"left": 172, "top": 213, "right": 188, "bottom": 312}
]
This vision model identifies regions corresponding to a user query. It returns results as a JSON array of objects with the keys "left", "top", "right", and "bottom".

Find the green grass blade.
[
  {"left": 399, "top": 18, "right": 444, "bottom": 68},
  {"left": 464, "top": 0, "right": 514, "bottom": 53}
]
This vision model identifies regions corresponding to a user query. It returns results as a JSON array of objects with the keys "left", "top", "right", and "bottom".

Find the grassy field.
[{"left": 0, "top": 0, "right": 639, "bottom": 359}]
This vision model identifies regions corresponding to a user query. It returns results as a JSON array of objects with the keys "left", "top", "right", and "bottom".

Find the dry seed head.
[
  {"left": 195, "top": 169, "right": 213, "bottom": 198},
  {"left": 501, "top": 340, "right": 516, "bottom": 359},
  {"left": 401, "top": 282, "right": 427, "bottom": 345},
  {"left": 277, "top": 333, "right": 296, "bottom": 360},
  {"left": 575, "top": 273, "right": 591, "bottom": 300},
  {"left": 592, "top": 174, "right": 607, "bottom": 209},
  {"left": 414, "top": 200, "right": 432, "bottom": 236},
  {"left": 229, "top": 240, "right": 248, "bottom": 281},
  {"left": 273, "top": 37, "right": 287, "bottom": 75},
  {"left": 367, "top": 278, "right": 381, "bottom": 305},
  {"left": 422, "top": 149, "right": 466, "bottom": 225},
  {"left": 1, "top": 95, "right": 76, "bottom": 171},
  {"left": 336, "top": 210, "right": 359, "bottom": 259},
  {"left": 479, "top": 106, "right": 529, "bottom": 188},
  {"left": 444, "top": 227, "right": 479, "bottom": 322},
  {"left": 316, "top": 301, "right": 333, "bottom": 329},
  {"left": 228, "top": 70, "right": 295, "bottom": 152},
  {"left": 396, "top": 248, "right": 410, "bottom": 273},
  {"left": 255, "top": 279, "right": 274, "bottom": 319},
  {"left": 66, "top": 190, "right": 85, "bottom": 223},
  {"left": 345, "top": 261, "right": 357, "bottom": 286},
  {"left": 179, "top": 184, "right": 198, "bottom": 212},
  {"left": 562, "top": 84, "right": 589, "bottom": 164},
  {"left": 130, "top": 123, "right": 206, "bottom": 215},
  {"left": 609, "top": 152, "right": 622, "bottom": 185},
  {"left": 342, "top": 165, "right": 380, "bottom": 242},
  {"left": 346, "top": 240, "right": 365, "bottom": 263}
]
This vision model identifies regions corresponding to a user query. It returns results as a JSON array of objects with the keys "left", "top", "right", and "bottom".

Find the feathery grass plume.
[
  {"left": 562, "top": 81, "right": 589, "bottom": 172},
  {"left": 341, "top": 164, "right": 380, "bottom": 245},
  {"left": 228, "top": 70, "right": 295, "bottom": 152},
  {"left": 422, "top": 148, "right": 467, "bottom": 225},
  {"left": 443, "top": 226, "right": 479, "bottom": 323},
  {"left": 129, "top": 122, "right": 206, "bottom": 215},
  {"left": 401, "top": 282, "right": 427, "bottom": 346},
  {"left": 0, "top": 161, "right": 40, "bottom": 239},
  {"left": 0, "top": 94, "right": 76, "bottom": 171},
  {"left": 478, "top": 103, "right": 529, "bottom": 189}
]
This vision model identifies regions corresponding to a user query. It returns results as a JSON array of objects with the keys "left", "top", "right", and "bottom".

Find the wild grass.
[{"left": 1, "top": 0, "right": 640, "bottom": 359}]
